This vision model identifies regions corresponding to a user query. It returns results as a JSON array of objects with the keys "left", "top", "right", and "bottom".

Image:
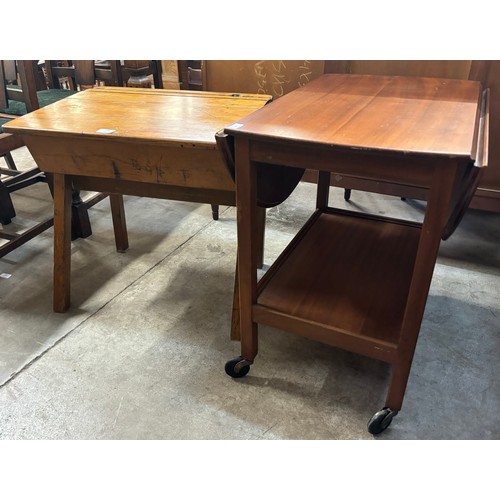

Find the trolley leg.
[
  {"left": 225, "top": 137, "right": 258, "bottom": 378},
  {"left": 369, "top": 161, "right": 457, "bottom": 434},
  {"left": 385, "top": 362, "right": 411, "bottom": 411}
]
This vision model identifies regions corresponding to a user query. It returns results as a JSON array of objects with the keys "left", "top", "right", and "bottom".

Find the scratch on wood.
[
  {"left": 131, "top": 159, "right": 153, "bottom": 175},
  {"left": 111, "top": 161, "right": 121, "bottom": 178},
  {"left": 180, "top": 169, "right": 190, "bottom": 183}
]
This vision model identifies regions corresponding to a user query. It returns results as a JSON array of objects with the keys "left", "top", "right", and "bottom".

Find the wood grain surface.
[
  {"left": 4, "top": 87, "right": 271, "bottom": 148},
  {"left": 226, "top": 73, "right": 482, "bottom": 159}
]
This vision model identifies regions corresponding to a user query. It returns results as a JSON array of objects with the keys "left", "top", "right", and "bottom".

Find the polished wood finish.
[
  {"left": 8, "top": 87, "right": 269, "bottom": 146},
  {"left": 257, "top": 210, "right": 421, "bottom": 357},
  {"left": 322, "top": 60, "right": 499, "bottom": 211},
  {"left": 4, "top": 87, "right": 271, "bottom": 313},
  {"left": 230, "top": 74, "right": 482, "bottom": 157},
  {"left": 226, "top": 73, "right": 488, "bottom": 416},
  {"left": 334, "top": 60, "right": 473, "bottom": 79}
]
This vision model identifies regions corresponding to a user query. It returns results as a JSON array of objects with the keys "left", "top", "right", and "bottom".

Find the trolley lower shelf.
[
  {"left": 254, "top": 208, "right": 422, "bottom": 363},
  {"left": 226, "top": 206, "right": 427, "bottom": 433}
]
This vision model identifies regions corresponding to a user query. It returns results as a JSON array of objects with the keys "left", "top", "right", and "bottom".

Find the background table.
[
  {"left": 224, "top": 73, "right": 489, "bottom": 434},
  {"left": 4, "top": 87, "right": 271, "bottom": 313}
]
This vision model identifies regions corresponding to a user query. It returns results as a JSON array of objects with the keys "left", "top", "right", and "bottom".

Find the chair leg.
[
  {"left": 211, "top": 204, "right": 219, "bottom": 220},
  {"left": 109, "top": 194, "right": 129, "bottom": 252},
  {"left": 0, "top": 218, "right": 54, "bottom": 258},
  {"left": 0, "top": 181, "right": 16, "bottom": 225},
  {"left": 0, "top": 165, "right": 54, "bottom": 256},
  {"left": 70, "top": 190, "right": 92, "bottom": 240},
  {"left": 4, "top": 152, "right": 17, "bottom": 170}
]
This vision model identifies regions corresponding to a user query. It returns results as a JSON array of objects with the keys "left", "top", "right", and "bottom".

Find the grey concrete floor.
[{"left": 0, "top": 146, "right": 499, "bottom": 440}]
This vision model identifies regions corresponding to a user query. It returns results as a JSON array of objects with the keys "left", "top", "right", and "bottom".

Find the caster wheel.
[
  {"left": 367, "top": 407, "right": 398, "bottom": 435},
  {"left": 344, "top": 189, "right": 352, "bottom": 201},
  {"left": 225, "top": 356, "right": 251, "bottom": 378}
]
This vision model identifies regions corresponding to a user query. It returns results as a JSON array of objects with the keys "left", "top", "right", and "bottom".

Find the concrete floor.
[{"left": 0, "top": 146, "right": 499, "bottom": 440}]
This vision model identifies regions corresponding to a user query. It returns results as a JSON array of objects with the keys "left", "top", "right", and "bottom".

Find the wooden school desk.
[
  {"left": 3, "top": 87, "right": 271, "bottom": 313},
  {"left": 223, "top": 73, "right": 489, "bottom": 434}
]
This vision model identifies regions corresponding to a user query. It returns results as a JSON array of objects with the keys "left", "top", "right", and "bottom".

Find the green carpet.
[
  {"left": 0, "top": 86, "right": 76, "bottom": 116},
  {"left": 0, "top": 117, "right": 12, "bottom": 133}
]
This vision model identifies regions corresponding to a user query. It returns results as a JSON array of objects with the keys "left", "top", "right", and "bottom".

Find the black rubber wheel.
[
  {"left": 225, "top": 356, "right": 251, "bottom": 378},
  {"left": 344, "top": 189, "right": 352, "bottom": 201},
  {"left": 367, "top": 408, "right": 397, "bottom": 435}
]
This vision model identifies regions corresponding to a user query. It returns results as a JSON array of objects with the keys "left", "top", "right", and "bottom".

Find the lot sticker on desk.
[
  {"left": 227, "top": 123, "right": 244, "bottom": 129},
  {"left": 96, "top": 128, "right": 116, "bottom": 134}
]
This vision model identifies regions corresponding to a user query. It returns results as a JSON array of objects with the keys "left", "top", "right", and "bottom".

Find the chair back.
[
  {"left": 0, "top": 61, "right": 8, "bottom": 108},
  {"left": 177, "top": 60, "right": 203, "bottom": 90},
  {"left": 0, "top": 60, "right": 40, "bottom": 113},
  {"left": 45, "top": 60, "right": 161, "bottom": 89},
  {"left": 1, "top": 60, "right": 19, "bottom": 107},
  {"left": 45, "top": 60, "right": 123, "bottom": 89}
]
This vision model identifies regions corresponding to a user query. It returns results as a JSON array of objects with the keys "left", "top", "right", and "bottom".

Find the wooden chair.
[
  {"left": 44, "top": 60, "right": 124, "bottom": 90},
  {"left": 44, "top": 60, "right": 163, "bottom": 90},
  {"left": 0, "top": 117, "right": 49, "bottom": 256},
  {"left": 177, "top": 60, "right": 203, "bottom": 91},
  {"left": 120, "top": 60, "right": 163, "bottom": 88},
  {"left": 0, "top": 60, "right": 128, "bottom": 257}
]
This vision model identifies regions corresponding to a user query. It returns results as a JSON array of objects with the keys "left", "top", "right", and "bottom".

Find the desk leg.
[
  {"left": 109, "top": 194, "right": 129, "bottom": 252},
  {"left": 385, "top": 161, "right": 456, "bottom": 411},
  {"left": 53, "top": 173, "right": 72, "bottom": 313}
]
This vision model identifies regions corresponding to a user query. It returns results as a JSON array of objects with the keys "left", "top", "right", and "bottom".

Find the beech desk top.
[
  {"left": 4, "top": 87, "right": 271, "bottom": 148},
  {"left": 225, "top": 73, "right": 484, "bottom": 162}
]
